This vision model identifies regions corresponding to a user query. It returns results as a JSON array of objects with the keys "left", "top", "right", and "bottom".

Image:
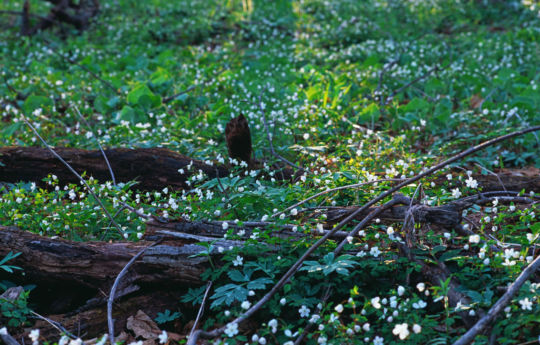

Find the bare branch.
[
  {"left": 0, "top": 328, "right": 21, "bottom": 345},
  {"left": 108, "top": 241, "right": 160, "bottom": 344},
  {"left": 73, "top": 105, "right": 117, "bottom": 186},
  {"left": 188, "top": 281, "right": 213, "bottom": 341},
  {"left": 187, "top": 126, "right": 540, "bottom": 344},
  {"left": 452, "top": 254, "right": 540, "bottom": 345},
  {"left": 21, "top": 116, "right": 125, "bottom": 237},
  {"left": 272, "top": 178, "right": 403, "bottom": 218},
  {"left": 163, "top": 85, "right": 196, "bottom": 103}
]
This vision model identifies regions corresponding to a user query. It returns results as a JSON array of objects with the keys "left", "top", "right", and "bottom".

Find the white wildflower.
[{"left": 392, "top": 323, "right": 410, "bottom": 340}]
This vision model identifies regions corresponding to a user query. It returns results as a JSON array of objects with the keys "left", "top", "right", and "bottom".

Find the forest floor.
[{"left": 0, "top": 0, "right": 539, "bottom": 344}]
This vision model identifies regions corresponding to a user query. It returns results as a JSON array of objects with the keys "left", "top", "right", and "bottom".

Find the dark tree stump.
[{"left": 225, "top": 114, "right": 252, "bottom": 166}]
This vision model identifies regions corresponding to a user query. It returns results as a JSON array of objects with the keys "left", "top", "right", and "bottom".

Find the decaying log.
[
  {"left": 0, "top": 225, "right": 231, "bottom": 291},
  {"left": 20, "top": 0, "right": 100, "bottom": 36},
  {"left": 31, "top": 292, "right": 184, "bottom": 341},
  {"left": 418, "top": 260, "right": 481, "bottom": 328},
  {"left": 434, "top": 169, "right": 540, "bottom": 193},
  {"left": 1, "top": 146, "right": 537, "bottom": 194},
  {"left": 0, "top": 147, "right": 227, "bottom": 191},
  {"left": 325, "top": 203, "right": 462, "bottom": 229}
]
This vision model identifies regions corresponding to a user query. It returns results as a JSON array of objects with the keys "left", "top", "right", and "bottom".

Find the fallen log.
[
  {"left": 20, "top": 0, "right": 99, "bottom": 36},
  {"left": 30, "top": 291, "right": 185, "bottom": 341},
  {"left": 1, "top": 146, "right": 538, "bottom": 194},
  {"left": 0, "top": 147, "right": 228, "bottom": 191},
  {"left": 0, "top": 225, "right": 231, "bottom": 291}
]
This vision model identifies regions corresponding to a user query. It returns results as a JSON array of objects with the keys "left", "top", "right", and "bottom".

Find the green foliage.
[
  {"left": 0, "top": 252, "right": 22, "bottom": 273},
  {"left": 0, "top": 0, "right": 539, "bottom": 342},
  {"left": 300, "top": 253, "right": 358, "bottom": 276},
  {"left": 0, "top": 289, "right": 32, "bottom": 327},
  {"left": 210, "top": 266, "right": 273, "bottom": 309},
  {"left": 155, "top": 309, "right": 181, "bottom": 324}
]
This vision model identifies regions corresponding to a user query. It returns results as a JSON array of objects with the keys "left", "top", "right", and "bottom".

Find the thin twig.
[
  {"left": 188, "top": 281, "right": 213, "bottom": 341},
  {"left": 474, "top": 163, "right": 507, "bottom": 192},
  {"left": 215, "top": 168, "right": 240, "bottom": 219},
  {"left": 272, "top": 178, "right": 403, "bottom": 218},
  {"left": 73, "top": 106, "right": 116, "bottom": 186},
  {"left": 334, "top": 193, "right": 410, "bottom": 253},
  {"left": 478, "top": 87, "right": 497, "bottom": 110},
  {"left": 0, "top": 328, "right": 21, "bottom": 345},
  {"left": 188, "top": 125, "right": 540, "bottom": 344},
  {"left": 294, "top": 194, "right": 410, "bottom": 344},
  {"left": 258, "top": 93, "right": 305, "bottom": 172},
  {"left": 75, "top": 105, "right": 154, "bottom": 225},
  {"left": 22, "top": 116, "right": 125, "bottom": 237},
  {"left": 100, "top": 205, "right": 127, "bottom": 241},
  {"left": 108, "top": 241, "right": 160, "bottom": 344},
  {"left": 452, "top": 254, "right": 540, "bottom": 345},
  {"left": 383, "top": 64, "right": 442, "bottom": 105},
  {"left": 30, "top": 310, "right": 82, "bottom": 342},
  {"left": 163, "top": 85, "right": 196, "bottom": 103},
  {"left": 42, "top": 39, "right": 118, "bottom": 93}
]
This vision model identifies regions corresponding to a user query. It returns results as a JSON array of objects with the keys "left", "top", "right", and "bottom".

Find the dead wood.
[
  {"left": 0, "top": 225, "right": 224, "bottom": 291},
  {"left": 418, "top": 260, "right": 481, "bottom": 328},
  {"left": 0, "top": 147, "right": 227, "bottom": 191},
  {"left": 2, "top": 146, "right": 535, "bottom": 195},
  {"left": 225, "top": 114, "right": 252, "bottom": 166},
  {"left": 24, "top": 291, "right": 183, "bottom": 341},
  {"left": 20, "top": 0, "right": 99, "bottom": 35},
  {"left": 325, "top": 202, "right": 463, "bottom": 229},
  {"left": 434, "top": 170, "right": 540, "bottom": 193}
]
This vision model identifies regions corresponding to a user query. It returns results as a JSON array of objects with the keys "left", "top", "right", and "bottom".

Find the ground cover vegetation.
[{"left": 0, "top": 0, "right": 539, "bottom": 344}]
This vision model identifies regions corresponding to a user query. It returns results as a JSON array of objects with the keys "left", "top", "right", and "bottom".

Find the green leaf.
[
  {"left": 116, "top": 105, "right": 137, "bottom": 123},
  {"left": 23, "top": 95, "right": 53, "bottom": 114},
  {"left": 228, "top": 270, "right": 248, "bottom": 283},
  {"left": 300, "top": 253, "right": 357, "bottom": 276},
  {"left": 2, "top": 122, "right": 23, "bottom": 137},
  {"left": 439, "top": 249, "right": 462, "bottom": 262},
  {"left": 155, "top": 309, "right": 181, "bottom": 324},
  {"left": 127, "top": 84, "right": 161, "bottom": 108},
  {"left": 357, "top": 103, "right": 380, "bottom": 124},
  {"left": 246, "top": 277, "right": 273, "bottom": 290},
  {"left": 180, "top": 285, "right": 207, "bottom": 305},
  {"left": 210, "top": 284, "right": 248, "bottom": 308},
  {"left": 431, "top": 245, "right": 447, "bottom": 257},
  {"left": 150, "top": 68, "right": 172, "bottom": 85},
  {"left": 403, "top": 97, "right": 429, "bottom": 112}
]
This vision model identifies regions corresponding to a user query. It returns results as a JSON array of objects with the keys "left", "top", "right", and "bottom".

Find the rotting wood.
[
  {"left": 23, "top": 291, "right": 184, "bottom": 341},
  {"left": 0, "top": 225, "right": 222, "bottom": 290},
  {"left": 0, "top": 147, "right": 228, "bottom": 191},
  {"left": 20, "top": 0, "right": 100, "bottom": 36},
  {"left": 1, "top": 146, "right": 538, "bottom": 194}
]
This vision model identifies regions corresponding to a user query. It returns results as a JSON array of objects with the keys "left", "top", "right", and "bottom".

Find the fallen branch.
[
  {"left": 108, "top": 242, "right": 159, "bottom": 344},
  {"left": 163, "top": 85, "right": 196, "bottom": 103},
  {"left": 22, "top": 117, "right": 125, "bottom": 237},
  {"left": 187, "top": 126, "right": 540, "bottom": 344},
  {"left": 188, "top": 281, "right": 213, "bottom": 341},
  {"left": 0, "top": 226, "right": 217, "bottom": 288},
  {"left": 272, "top": 178, "right": 403, "bottom": 218},
  {"left": 383, "top": 64, "right": 443, "bottom": 105},
  {"left": 19, "top": 0, "right": 99, "bottom": 36},
  {"left": 452, "top": 254, "right": 540, "bottom": 345},
  {"left": 0, "top": 328, "right": 21, "bottom": 345}
]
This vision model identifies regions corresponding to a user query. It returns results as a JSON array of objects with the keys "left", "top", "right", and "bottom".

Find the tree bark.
[
  {"left": 0, "top": 225, "right": 224, "bottom": 291},
  {"left": 0, "top": 147, "right": 227, "bottom": 191}
]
